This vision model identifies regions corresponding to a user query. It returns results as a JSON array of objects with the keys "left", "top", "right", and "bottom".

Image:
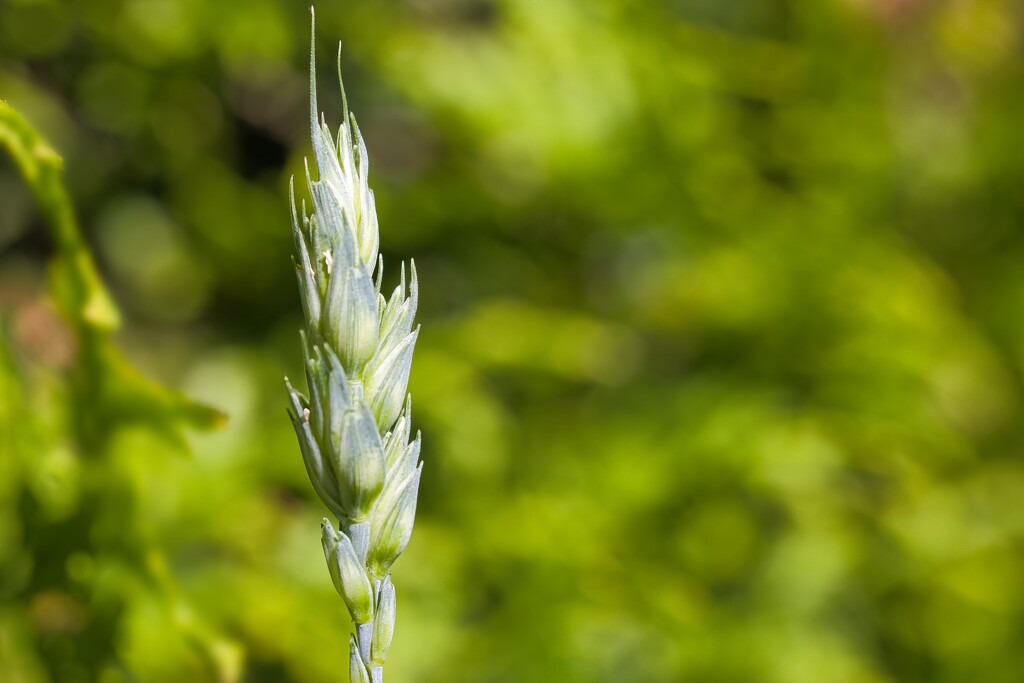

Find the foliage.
[
  {"left": 2, "top": 1, "right": 1024, "bottom": 682},
  {"left": 0, "top": 100, "right": 226, "bottom": 681}
]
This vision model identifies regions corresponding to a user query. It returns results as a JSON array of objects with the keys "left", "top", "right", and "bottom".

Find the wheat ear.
[{"left": 284, "top": 9, "right": 422, "bottom": 682}]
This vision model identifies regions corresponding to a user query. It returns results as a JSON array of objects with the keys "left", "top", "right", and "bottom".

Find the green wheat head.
[{"left": 285, "top": 9, "right": 421, "bottom": 682}]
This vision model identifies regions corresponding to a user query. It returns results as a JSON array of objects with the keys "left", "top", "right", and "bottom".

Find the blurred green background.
[{"left": 3, "top": 0, "right": 1024, "bottom": 681}]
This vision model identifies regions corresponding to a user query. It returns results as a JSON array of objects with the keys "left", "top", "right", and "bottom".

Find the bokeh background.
[{"left": 3, "top": 0, "right": 1024, "bottom": 681}]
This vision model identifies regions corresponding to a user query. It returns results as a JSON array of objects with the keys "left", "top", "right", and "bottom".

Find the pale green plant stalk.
[{"left": 285, "top": 10, "right": 422, "bottom": 683}]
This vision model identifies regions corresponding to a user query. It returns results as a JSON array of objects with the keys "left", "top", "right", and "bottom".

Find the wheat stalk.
[{"left": 284, "top": 9, "right": 422, "bottom": 682}]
